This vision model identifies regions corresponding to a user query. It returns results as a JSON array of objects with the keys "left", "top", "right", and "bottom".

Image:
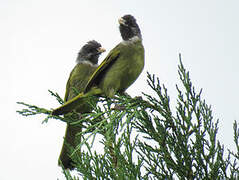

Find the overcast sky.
[{"left": 1, "top": 0, "right": 239, "bottom": 179}]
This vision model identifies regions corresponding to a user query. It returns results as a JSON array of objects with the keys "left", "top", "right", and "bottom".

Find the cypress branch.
[{"left": 17, "top": 56, "right": 239, "bottom": 179}]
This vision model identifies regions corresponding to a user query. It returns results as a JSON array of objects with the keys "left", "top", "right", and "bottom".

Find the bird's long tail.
[{"left": 58, "top": 123, "right": 82, "bottom": 170}]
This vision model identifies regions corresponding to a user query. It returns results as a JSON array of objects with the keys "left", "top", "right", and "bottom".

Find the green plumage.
[
  {"left": 59, "top": 63, "right": 98, "bottom": 169},
  {"left": 56, "top": 40, "right": 105, "bottom": 169},
  {"left": 52, "top": 14, "right": 145, "bottom": 116},
  {"left": 52, "top": 39, "right": 144, "bottom": 115},
  {"left": 64, "top": 63, "right": 98, "bottom": 112},
  {"left": 97, "top": 41, "right": 144, "bottom": 97},
  {"left": 53, "top": 15, "right": 144, "bottom": 169},
  {"left": 65, "top": 63, "right": 97, "bottom": 101}
]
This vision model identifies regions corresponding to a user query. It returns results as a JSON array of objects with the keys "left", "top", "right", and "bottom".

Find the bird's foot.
[
  {"left": 111, "top": 104, "right": 126, "bottom": 111},
  {"left": 134, "top": 96, "right": 143, "bottom": 100}
]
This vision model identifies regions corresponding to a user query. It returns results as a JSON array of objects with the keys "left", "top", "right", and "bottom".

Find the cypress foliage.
[{"left": 17, "top": 57, "right": 239, "bottom": 179}]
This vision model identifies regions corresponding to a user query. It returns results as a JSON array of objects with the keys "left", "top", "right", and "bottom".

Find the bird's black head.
[
  {"left": 119, "top": 14, "right": 142, "bottom": 41},
  {"left": 77, "top": 40, "right": 105, "bottom": 65}
]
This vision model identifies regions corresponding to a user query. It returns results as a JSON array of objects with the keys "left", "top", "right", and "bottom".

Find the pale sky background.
[{"left": 1, "top": 0, "right": 239, "bottom": 179}]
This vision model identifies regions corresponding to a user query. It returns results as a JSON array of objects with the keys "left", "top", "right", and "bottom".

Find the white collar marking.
[
  {"left": 121, "top": 36, "right": 141, "bottom": 45},
  {"left": 78, "top": 60, "right": 98, "bottom": 67}
]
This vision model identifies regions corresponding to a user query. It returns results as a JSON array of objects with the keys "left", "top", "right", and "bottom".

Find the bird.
[
  {"left": 57, "top": 40, "right": 105, "bottom": 169},
  {"left": 52, "top": 14, "right": 144, "bottom": 117}
]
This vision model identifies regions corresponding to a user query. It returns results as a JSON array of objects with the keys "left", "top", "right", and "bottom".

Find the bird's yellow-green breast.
[
  {"left": 99, "top": 40, "right": 144, "bottom": 97},
  {"left": 66, "top": 63, "right": 97, "bottom": 100}
]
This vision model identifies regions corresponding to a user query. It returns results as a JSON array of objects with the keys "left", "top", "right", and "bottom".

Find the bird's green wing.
[
  {"left": 84, "top": 46, "right": 121, "bottom": 92},
  {"left": 63, "top": 71, "right": 73, "bottom": 102}
]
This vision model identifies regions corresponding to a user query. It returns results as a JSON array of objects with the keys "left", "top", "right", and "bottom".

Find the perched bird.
[
  {"left": 52, "top": 14, "right": 144, "bottom": 116},
  {"left": 57, "top": 40, "right": 105, "bottom": 169}
]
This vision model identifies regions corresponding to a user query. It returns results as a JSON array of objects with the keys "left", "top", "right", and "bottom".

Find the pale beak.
[
  {"left": 97, "top": 47, "right": 106, "bottom": 53},
  {"left": 118, "top": 17, "right": 126, "bottom": 25}
]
